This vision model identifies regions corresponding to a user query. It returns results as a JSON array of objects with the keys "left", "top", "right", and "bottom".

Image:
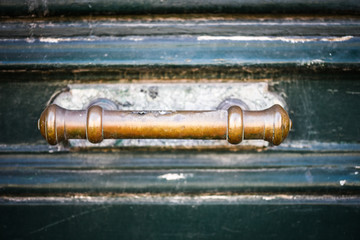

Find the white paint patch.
[
  {"left": 340, "top": 180, "right": 347, "bottom": 186},
  {"left": 199, "top": 196, "right": 229, "bottom": 200},
  {"left": 39, "top": 37, "right": 60, "bottom": 43},
  {"left": 308, "top": 59, "right": 324, "bottom": 64},
  {"left": 125, "top": 37, "right": 144, "bottom": 42},
  {"left": 197, "top": 36, "right": 353, "bottom": 43},
  {"left": 158, "top": 173, "right": 189, "bottom": 181},
  {"left": 3, "top": 194, "right": 360, "bottom": 205},
  {"left": 38, "top": 37, "right": 97, "bottom": 43},
  {"left": 262, "top": 196, "right": 276, "bottom": 201},
  {"left": 323, "top": 36, "right": 353, "bottom": 42},
  {"left": 25, "top": 38, "right": 35, "bottom": 43}
]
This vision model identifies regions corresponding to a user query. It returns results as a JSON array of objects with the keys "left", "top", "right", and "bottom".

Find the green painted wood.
[
  {"left": 0, "top": 36, "right": 359, "bottom": 68},
  {"left": 1, "top": 18, "right": 359, "bottom": 38},
  {"left": 1, "top": 203, "right": 360, "bottom": 240},
  {"left": 0, "top": 0, "right": 359, "bottom": 17},
  {"left": 0, "top": 7, "right": 359, "bottom": 240},
  {"left": 0, "top": 152, "right": 359, "bottom": 194}
]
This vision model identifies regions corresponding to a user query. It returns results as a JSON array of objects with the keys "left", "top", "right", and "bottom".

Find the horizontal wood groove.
[{"left": 1, "top": 0, "right": 360, "bottom": 17}]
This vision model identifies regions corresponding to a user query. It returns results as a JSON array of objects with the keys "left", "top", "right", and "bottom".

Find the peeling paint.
[
  {"left": 39, "top": 37, "right": 60, "bottom": 43},
  {"left": 158, "top": 173, "right": 192, "bottom": 181},
  {"left": 2, "top": 194, "right": 360, "bottom": 205},
  {"left": 197, "top": 36, "right": 353, "bottom": 43}
]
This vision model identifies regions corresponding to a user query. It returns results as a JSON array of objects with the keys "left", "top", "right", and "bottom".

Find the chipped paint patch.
[
  {"left": 37, "top": 37, "right": 97, "bottom": 43},
  {"left": 271, "top": 141, "right": 360, "bottom": 152},
  {"left": 197, "top": 36, "right": 353, "bottom": 43},
  {"left": 158, "top": 173, "right": 192, "bottom": 181},
  {"left": 3, "top": 194, "right": 360, "bottom": 205},
  {"left": 262, "top": 196, "right": 276, "bottom": 201},
  {"left": 7, "top": 35, "right": 353, "bottom": 44},
  {"left": 39, "top": 37, "right": 60, "bottom": 43},
  {"left": 125, "top": 37, "right": 144, "bottom": 41}
]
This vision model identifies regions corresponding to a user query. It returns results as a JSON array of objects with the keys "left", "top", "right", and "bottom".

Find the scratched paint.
[
  {"left": 1, "top": 36, "right": 359, "bottom": 67},
  {"left": 1, "top": 18, "right": 360, "bottom": 38}
]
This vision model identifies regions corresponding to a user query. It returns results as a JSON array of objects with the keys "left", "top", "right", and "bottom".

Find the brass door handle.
[{"left": 38, "top": 104, "right": 292, "bottom": 146}]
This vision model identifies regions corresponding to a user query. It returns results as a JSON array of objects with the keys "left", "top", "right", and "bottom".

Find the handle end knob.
[
  {"left": 38, "top": 104, "right": 59, "bottom": 145},
  {"left": 242, "top": 104, "right": 292, "bottom": 146},
  {"left": 265, "top": 104, "right": 292, "bottom": 145}
]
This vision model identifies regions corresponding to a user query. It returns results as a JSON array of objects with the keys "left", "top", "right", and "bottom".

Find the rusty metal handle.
[{"left": 38, "top": 104, "right": 292, "bottom": 146}]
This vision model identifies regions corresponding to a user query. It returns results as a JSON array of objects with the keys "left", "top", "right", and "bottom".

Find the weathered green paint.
[
  {"left": 0, "top": 36, "right": 359, "bottom": 67},
  {"left": 1, "top": 203, "right": 360, "bottom": 240},
  {"left": 1, "top": 0, "right": 359, "bottom": 17},
  {"left": 0, "top": 151, "right": 359, "bottom": 194},
  {"left": 0, "top": 3, "right": 359, "bottom": 239},
  {"left": 1, "top": 17, "right": 360, "bottom": 38}
]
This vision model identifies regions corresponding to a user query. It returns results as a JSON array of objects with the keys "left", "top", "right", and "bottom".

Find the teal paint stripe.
[
  {"left": 0, "top": 152, "right": 359, "bottom": 193},
  {"left": 0, "top": 36, "right": 359, "bottom": 68}
]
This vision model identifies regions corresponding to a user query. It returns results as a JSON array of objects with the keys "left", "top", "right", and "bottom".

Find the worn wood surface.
[
  {"left": 1, "top": 151, "right": 359, "bottom": 194},
  {"left": 0, "top": 36, "right": 359, "bottom": 67},
  {"left": 1, "top": 16, "right": 360, "bottom": 38},
  {"left": 1, "top": 0, "right": 359, "bottom": 16}
]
